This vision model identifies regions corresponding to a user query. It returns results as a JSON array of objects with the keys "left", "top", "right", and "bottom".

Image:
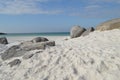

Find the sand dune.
[{"left": 0, "top": 29, "right": 120, "bottom": 80}]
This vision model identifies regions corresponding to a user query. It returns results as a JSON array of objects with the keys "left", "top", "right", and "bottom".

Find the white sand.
[{"left": 0, "top": 29, "right": 120, "bottom": 80}]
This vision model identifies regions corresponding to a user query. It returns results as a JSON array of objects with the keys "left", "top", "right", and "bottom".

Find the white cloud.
[
  {"left": 68, "top": 0, "right": 120, "bottom": 18},
  {"left": 0, "top": 0, "right": 62, "bottom": 14},
  {"left": 85, "top": 0, "right": 120, "bottom": 4},
  {"left": 85, "top": 5, "right": 101, "bottom": 10},
  {"left": 69, "top": 5, "right": 120, "bottom": 18},
  {"left": 0, "top": 0, "right": 119, "bottom": 18},
  {"left": 97, "top": 0, "right": 120, "bottom": 3}
]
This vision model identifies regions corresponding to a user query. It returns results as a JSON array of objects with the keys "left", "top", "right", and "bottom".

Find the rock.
[
  {"left": 1, "top": 40, "right": 55, "bottom": 60},
  {"left": 8, "top": 59, "right": 21, "bottom": 67},
  {"left": 23, "top": 54, "right": 34, "bottom": 59},
  {"left": 0, "top": 37, "right": 8, "bottom": 44},
  {"left": 21, "top": 41, "right": 55, "bottom": 51},
  {"left": 96, "top": 18, "right": 120, "bottom": 31},
  {"left": 70, "top": 26, "right": 86, "bottom": 38},
  {"left": 21, "top": 42, "right": 46, "bottom": 51},
  {"left": 32, "top": 37, "right": 49, "bottom": 43},
  {"left": 44, "top": 41, "right": 55, "bottom": 46},
  {"left": 0, "top": 33, "right": 6, "bottom": 35},
  {"left": 64, "top": 38, "right": 68, "bottom": 40},
  {"left": 81, "top": 27, "right": 94, "bottom": 36},
  {"left": 1, "top": 45, "right": 26, "bottom": 60},
  {"left": 0, "top": 44, "right": 7, "bottom": 52}
]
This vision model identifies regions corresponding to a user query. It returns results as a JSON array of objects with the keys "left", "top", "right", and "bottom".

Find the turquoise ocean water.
[{"left": 0, "top": 32, "right": 70, "bottom": 37}]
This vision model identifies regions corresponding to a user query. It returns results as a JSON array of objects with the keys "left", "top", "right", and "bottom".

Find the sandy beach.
[
  {"left": 0, "top": 29, "right": 120, "bottom": 80},
  {"left": 0, "top": 0, "right": 119, "bottom": 79},
  {"left": 7, "top": 36, "right": 68, "bottom": 43}
]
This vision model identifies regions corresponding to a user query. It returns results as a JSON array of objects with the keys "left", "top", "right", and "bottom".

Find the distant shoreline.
[{"left": 0, "top": 32, "right": 70, "bottom": 37}]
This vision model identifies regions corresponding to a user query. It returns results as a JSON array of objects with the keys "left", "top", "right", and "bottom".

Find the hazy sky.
[{"left": 0, "top": 0, "right": 120, "bottom": 33}]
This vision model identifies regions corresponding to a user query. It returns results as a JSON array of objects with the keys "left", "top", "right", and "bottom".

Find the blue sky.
[{"left": 0, "top": 0, "right": 120, "bottom": 33}]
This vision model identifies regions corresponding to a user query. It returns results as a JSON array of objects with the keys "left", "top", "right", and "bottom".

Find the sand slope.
[{"left": 0, "top": 29, "right": 120, "bottom": 80}]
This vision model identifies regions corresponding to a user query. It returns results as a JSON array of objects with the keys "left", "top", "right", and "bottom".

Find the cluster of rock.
[
  {"left": 0, "top": 18, "right": 120, "bottom": 67},
  {"left": 0, "top": 37, "right": 55, "bottom": 67},
  {"left": 70, "top": 26, "right": 94, "bottom": 38},
  {"left": 70, "top": 18, "right": 120, "bottom": 38}
]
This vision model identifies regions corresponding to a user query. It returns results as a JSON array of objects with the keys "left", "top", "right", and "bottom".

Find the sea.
[{"left": 0, "top": 32, "right": 70, "bottom": 37}]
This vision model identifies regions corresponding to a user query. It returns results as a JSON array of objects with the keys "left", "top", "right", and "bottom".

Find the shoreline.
[{"left": 6, "top": 35, "right": 69, "bottom": 43}]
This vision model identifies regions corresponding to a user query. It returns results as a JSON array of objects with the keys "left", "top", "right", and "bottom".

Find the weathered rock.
[
  {"left": 96, "top": 18, "right": 120, "bottom": 31},
  {"left": 21, "top": 42, "right": 46, "bottom": 51},
  {"left": 8, "top": 59, "right": 21, "bottom": 67},
  {"left": 0, "top": 44, "right": 6, "bottom": 52},
  {"left": 70, "top": 26, "right": 86, "bottom": 38},
  {"left": 44, "top": 41, "right": 55, "bottom": 46},
  {"left": 23, "top": 54, "right": 34, "bottom": 59},
  {"left": 1, "top": 40, "right": 55, "bottom": 60},
  {"left": 0, "top": 37, "right": 8, "bottom": 44},
  {"left": 81, "top": 27, "right": 94, "bottom": 36},
  {"left": 21, "top": 40, "right": 55, "bottom": 51},
  {"left": 1, "top": 45, "right": 26, "bottom": 60},
  {"left": 32, "top": 37, "right": 49, "bottom": 43}
]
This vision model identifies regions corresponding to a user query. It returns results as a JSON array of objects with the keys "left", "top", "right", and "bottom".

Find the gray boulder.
[
  {"left": 1, "top": 40, "right": 55, "bottom": 60},
  {"left": 32, "top": 37, "right": 48, "bottom": 43},
  {"left": 81, "top": 27, "right": 94, "bottom": 36},
  {"left": 96, "top": 18, "right": 120, "bottom": 31},
  {"left": 20, "top": 42, "right": 46, "bottom": 51},
  {"left": 70, "top": 26, "right": 86, "bottom": 38},
  {"left": 1, "top": 45, "right": 26, "bottom": 60},
  {"left": 0, "top": 37, "right": 8, "bottom": 44},
  {"left": 21, "top": 40, "right": 55, "bottom": 51},
  {"left": 44, "top": 41, "right": 55, "bottom": 46},
  {"left": 1, "top": 42, "right": 45, "bottom": 60},
  {"left": 8, "top": 59, "right": 21, "bottom": 67}
]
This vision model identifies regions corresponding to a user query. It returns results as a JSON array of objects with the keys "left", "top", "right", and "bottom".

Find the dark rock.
[
  {"left": 45, "top": 41, "right": 55, "bottom": 46},
  {"left": 64, "top": 38, "right": 68, "bottom": 40},
  {"left": 81, "top": 27, "right": 94, "bottom": 36},
  {"left": 0, "top": 33, "right": 6, "bottom": 35},
  {"left": 23, "top": 54, "right": 34, "bottom": 59},
  {"left": 70, "top": 26, "right": 86, "bottom": 38},
  {"left": 32, "top": 37, "right": 49, "bottom": 43},
  {"left": 1, "top": 45, "right": 26, "bottom": 60},
  {"left": 73, "top": 67, "right": 78, "bottom": 75},
  {"left": 36, "top": 50, "right": 43, "bottom": 53},
  {"left": 96, "top": 18, "right": 120, "bottom": 31},
  {"left": 8, "top": 59, "right": 21, "bottom": 67},
  {"left": 0, "top": 37, "right": 8, "bottom": 44}
]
